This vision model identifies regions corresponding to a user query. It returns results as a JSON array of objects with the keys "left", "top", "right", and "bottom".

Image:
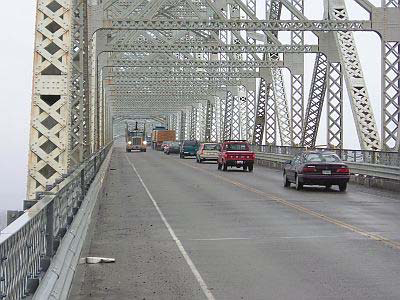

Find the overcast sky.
[{"left": 0, "top": 0, "right": 382, "bottom": 211}]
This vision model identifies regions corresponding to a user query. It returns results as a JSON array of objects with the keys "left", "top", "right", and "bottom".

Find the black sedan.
[{"left": 283, "top": 151, "right": 350, "bottom": 191}]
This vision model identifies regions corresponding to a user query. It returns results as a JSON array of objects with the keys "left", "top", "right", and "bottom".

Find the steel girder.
[
  {"left": 102, "top": 19, "right": 372, "bottom": 31},
  {"left": 105, "top": 43, "right": 319, "bottom": 53},
  {"left": 106, "top": 58, "right": 284, "bottom": 68}
]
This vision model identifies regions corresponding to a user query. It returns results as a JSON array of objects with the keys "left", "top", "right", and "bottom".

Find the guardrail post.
[
  {"left": 94, "top": 156, "right": 97, "bottom": 174},
  {"left": 80, "top": 169, "right": 85, "bottom": 200},
  {"left": 371, "top": 151, "right": 376, "bottom": 164},
  {"left": 40, "top": 202, "right": 54, "bottom": 272}
]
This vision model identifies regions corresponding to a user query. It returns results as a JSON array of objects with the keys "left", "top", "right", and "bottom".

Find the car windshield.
[
  {"left": 171, "top": 142, "right": 180, "bottom": 147},
  {"left": 203, "top": 144, "right": 219, "bottom": 150},
  {"left": 184, "top": 141, "right": 197, "bottom": 146},
  {"left": 305, "top": 153, "right": 341, "bottom": 162},
  {"left": 226, "top": 143, "right": 249, "bottom": 151}
]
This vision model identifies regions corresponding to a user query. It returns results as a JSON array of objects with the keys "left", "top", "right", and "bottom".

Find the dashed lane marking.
[
  {"left": 125, "top": 154, "right": 216, "bottom": 300},
  {"left": 175, "top": 158, "right": 400, "bottom": 251}
]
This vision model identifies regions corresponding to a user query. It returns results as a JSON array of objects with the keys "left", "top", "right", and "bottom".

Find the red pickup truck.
[{"left": 217, "top": 140, "right": 255, "bottom": 172}]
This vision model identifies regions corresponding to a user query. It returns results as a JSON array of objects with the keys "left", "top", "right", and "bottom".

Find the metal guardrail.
[
  {"left": 0, "top": 144, "right": 112, "bottom": 300},
  {"left": 252, "top": 145, "right": 400, "bottom": 167}
]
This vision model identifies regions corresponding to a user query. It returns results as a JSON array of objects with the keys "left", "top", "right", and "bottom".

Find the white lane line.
[
  {"left": 125, "top": 155, "right": 215, "bottom": 300},
  {"left": 189, "top": 238, "right": 252, "bottom": 241},
  {"left": 188, "top": 235, "right": 353, "bottom": 241}
]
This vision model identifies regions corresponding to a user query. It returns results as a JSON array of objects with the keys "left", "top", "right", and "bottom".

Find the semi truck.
[
  {"left": 126, "top": 122, "right": 147, "bottom": 152},
  {"left": 151, "top": 127, "right": 176, "bottom": 150}
]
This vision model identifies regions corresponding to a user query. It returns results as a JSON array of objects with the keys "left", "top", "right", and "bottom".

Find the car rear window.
[
  {"left": 305, "top": 153, "right": 341, "bottom": 162},
  {"left": 184, "top": 141, "right": 197, "bottom": 146},
  {"left": 203, "top": 144, "right": 219, "bottom": 150},
  {"left": 226, "top": 143, "right": 249, "bottom": 151}
]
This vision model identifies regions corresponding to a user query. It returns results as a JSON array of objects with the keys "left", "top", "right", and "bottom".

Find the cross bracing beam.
[
  {"left": 106, "top": 70, "right": 260, "bottom": 78},
  {"left": 104, "top": 43, "right": 318, "bottom": 53},
  {"left": 106, "top": 59, "right": 284, "bottom": 68},
  {"left": 105, "top": 78, "right": 244, "bottom": 85},
  {"left": 102, "top": 19, "right": 372, "bottom": 31}
]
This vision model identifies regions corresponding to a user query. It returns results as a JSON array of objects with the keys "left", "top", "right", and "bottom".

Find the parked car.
[
  {"left": 161, "top": 141, "right": 173, "bottom": 152},
  {"left": 196, "top": 143, "right": 220, "bottom": 163},
  {"left": 165, "top": 142, "right": 180, "bottom": 154},
  {"left": 180, "top": 140, "right": 199, "bottom": 158},
  {"left": 217, "top": 140, "right": 255, "bottom": 172},
  {"left": 283, "top": 151, "right": 350, "bottom": 191}
]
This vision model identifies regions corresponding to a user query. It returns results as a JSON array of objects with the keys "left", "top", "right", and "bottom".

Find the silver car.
[{"left": 196, "top": 143, "right": 220, "bottom": 163}]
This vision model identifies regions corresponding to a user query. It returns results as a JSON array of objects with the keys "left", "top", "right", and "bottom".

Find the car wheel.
[
  {"left": 295, "top": 175, "right": 303, "bottom": 191},
  {"left": 283, "top": 173, "right": 290, "bottom": 187},
  {"left": 223, "top": 163, "right": 227, "bottom": 171},
  {"left": 218, "top": 162, "right": 222, "bottom": 170},
  {"left": 248, "top": 165, "right": 254, "bottom": 172},
  {"left": 243, "top": 166, "right": 248, "bottom": 171},
  {"left": 339, "top": 183, "right": 347, "bottom": 192},
  {"left": 325, "top": 184, "right": 332, "bottom": 189},
  {"left": 199, "top": 158, "right": 203, "bottom": 163}
]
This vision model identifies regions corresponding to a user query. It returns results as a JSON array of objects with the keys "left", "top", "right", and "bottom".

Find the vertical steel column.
[
  {"left": 327, "top": 62, "right": 344, "bottom": 148},
  {"left": 171, "top": 113, "right": 178, "bottom": 138},
  {"left": 190, "top": 106, "right": 197, "bottom": 140},
  {"left": 382, "top": 41, "right": 400, "bottom": 151},
  {"left": 27, "top": 0, "right": 73, "bottom": 199},
  {"left": 253, "top": 78, "right": 268, "bottom": 145},
  {"left": 265, "top": 83, "right": 277, "bottom": 145},
  {"left": 205, "top": 100, "right": 213, "bottom": 142},
  {"left": 180, "top": 111, "right": 186, "bottom": 141},
  {"left": 381, "top": 0, "right": 400, "bottom": 150},
  {"left": 231, "top": 95, "right": 241, "bottom": 140},
  {"left": 290, "top": 0, "right": 304, "bottom": 146},
  {"left": 223, "top": 91, "right": 234, "bottom": 141}
]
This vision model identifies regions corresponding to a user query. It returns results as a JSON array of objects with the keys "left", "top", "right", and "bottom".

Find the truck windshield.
[
  {"left": 128, "top": 132, "right": 142, "bottom": 137},
  {"left": 226, "top": 143, "right": 249, "bottom": 151}
]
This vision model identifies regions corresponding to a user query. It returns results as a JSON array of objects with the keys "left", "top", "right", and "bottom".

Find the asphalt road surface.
[{"left": 70, "top": 143, "right": 400, "bottom": 300}]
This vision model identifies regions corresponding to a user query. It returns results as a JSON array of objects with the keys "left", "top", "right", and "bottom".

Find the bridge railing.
[
  {"left": 252, "top": 145, "right": 400, "bottom": 167},
  {"left": 0, "top": 143, "right": 112, "bottom": 300}
]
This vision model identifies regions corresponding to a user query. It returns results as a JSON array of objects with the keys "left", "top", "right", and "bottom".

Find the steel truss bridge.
[{"left": 27, "top": 0, "right": 400, "bottom": 201}]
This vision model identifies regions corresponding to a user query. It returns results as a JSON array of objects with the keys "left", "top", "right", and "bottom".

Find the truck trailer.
[{"left": 152, "top": 127, "right": 176, "bottom": 150}]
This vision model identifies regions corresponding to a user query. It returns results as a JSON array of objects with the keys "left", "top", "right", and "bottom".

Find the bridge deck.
[{"left": 70, "top": 142, "right": 400, "bottom": 300}]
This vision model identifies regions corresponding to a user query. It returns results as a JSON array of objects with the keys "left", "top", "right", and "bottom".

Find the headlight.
[
  {"left": 128, "top": 141, "right": 132, "bottom": 145},
  {"left": 143, "top": 141, "right": 147, "bottom": 145}
]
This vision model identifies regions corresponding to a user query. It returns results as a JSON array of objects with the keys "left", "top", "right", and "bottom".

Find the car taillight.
[
  {"left": 303, "top": 166, "right": 317, "bottom": 173},
  {"left": 337, "top": 167, "right": 349, "bottom": 173}
]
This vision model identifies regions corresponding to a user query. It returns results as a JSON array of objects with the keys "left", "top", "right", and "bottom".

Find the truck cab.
[{"left": 217, "top": 140, "right": 255, "bottom": 172}]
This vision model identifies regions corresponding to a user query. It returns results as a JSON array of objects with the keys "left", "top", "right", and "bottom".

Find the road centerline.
[
  {"left": 173, "top": 157, "right": 400, "bottom": 251},
  {"left": 125, "top": 154, "right": 216, "bottom": 300}
]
